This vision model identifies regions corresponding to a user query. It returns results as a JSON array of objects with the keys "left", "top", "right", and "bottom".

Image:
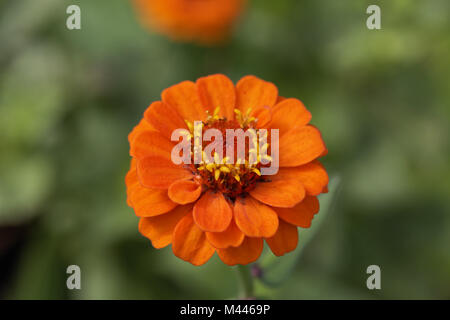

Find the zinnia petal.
[
  {"left": 236, "top": 75, "right": 278, "bottom": 115},
  {"left": 126, "top": 164, "right": 177, "bottom": 217},
  {"left": 266, "top": 220, "right": 299, "bottom": 256},
  {"left": 234, "top": 196, "right": 279, "bottom": 238},
  {"left": 205, "top": 218, "right": 245, "bottom": 249},
  {"left": 279, "top": 125, "right": 326, "bottom": 167},
  {"left": 197, "top": 74, "right": 236, "bottom": 120},
  {"left": 251, "top": 105, "right": 271, "bottom": 128},
  {"left": 276, "top": 196, "right": 319, "bottom": 228},
  {"left": 137, "top": 156, "right": 192, "bottom": 189},
  {"left": 130, "top": 130, "right": 174, "bottom": 160},
  {"left": 168, "top": 179, "right": 202, "bottom": 205},
  {"left": 139, "top": 205, "right": 192, "bottom": 249},
  {"left": 126, "top": 158, "right": 138, "bottom": 206},
  {"left": 128, "top": 118, "right": 155, "bottom": 145},
  {"left": 162, "top": 81, "right": 206, "bottom": 122},
  {"left": 172, "top": 212, "right": 215, "bottom": 266},
  {"left": 291, "top": 160, "right": 329, "bottom": 196},
  {"left": 217, "top": 237, "right": 263, "bottom": 266},
  {"left": 144, "top": 101, "right": 187, "bottom": 140},
  {"left": 269, "top": 98, "right": 311, "bottom": 136},
  {"left": 249, "top": 169, "right": 306, "bottom": 208},
  {"left": 193, "top": 191, "right": 233, "bottom": 232}
]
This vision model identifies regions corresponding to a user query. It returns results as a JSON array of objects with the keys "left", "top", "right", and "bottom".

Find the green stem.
[{"left": 235, "top": 265, "right": 254, "bottom": 299}]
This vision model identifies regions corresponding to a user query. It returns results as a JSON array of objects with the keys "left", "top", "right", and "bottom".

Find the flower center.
[{"left": 184, "top": 107, "right": 271, "bottom": 200}]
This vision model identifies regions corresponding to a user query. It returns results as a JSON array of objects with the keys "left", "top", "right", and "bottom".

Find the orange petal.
[
  {"left": 217, "top": 237, "right": 263, "bottom": 266},
  {"left": 234, "top": 196, "right": 279, "bottom": 237},
  {"left": 266, "top": 220, "right": 298, "bottom": 256},
  {"left": 251, "top": 105, "right": 272, "bottom": 128},
  {"left": 144, "top": 101, "right": 187, "bottom": 140},
  {"left": 172, "top": 212, "right": 215, "bottom": 266},
  {"left": 269, "top": 98, "right": 311, "bottom": 136},
  {"left": 291, "top": 160, "right": 329, "bottom": 196},
  {"left": 131, "top": 188, "right": 177, "bottom": 217},
  {"left": 139, "top": 205, "right": 192, "bottom": 249},
  {"left": 162, "top": 81, "right": 206, "bottom": 122},
  {"left": 236, "top": 75, "right": 278, "bottom": 115},
  {"left": 137, "top": 156, "right": 192, "bottom": 189},
  {"left": 130, "top": 130, "right": 174, "bottom": 160},
  {"left": 128, "top": 118, "right": 155, "bottom": 145},
  {"left": 249, "top": 169, "right": 306, "bottom": 208},
  {"left": 193, "top": 191, "right": 232, "bottom": 232},
  {"left": 168, "top": 179, "right": 202, "bottom": 204},
  {"left": 125, "top": 158, "right": 138, "bottom": 206},
  {"left": 197, "top": 74, "right": 236, "bottom": 120},
  {"left": 126, "top": 164, "right": 177, "bottom": 216},
  {"left": 206, "top": 218, "right": 245, "bottom": 249},
  {"left": 276, "top": 196, "right": 319, "bottom": 228},
  {"left": 279, "top": 125, "right": 326, "bottom": 167}
]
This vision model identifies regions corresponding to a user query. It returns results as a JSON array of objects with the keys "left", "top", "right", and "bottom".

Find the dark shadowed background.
[{"left": 0, "top": 0, "right": 449, "bottom": 299}]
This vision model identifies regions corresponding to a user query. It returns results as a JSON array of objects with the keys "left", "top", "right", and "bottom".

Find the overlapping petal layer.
[{"left": 126, "top": 74, "right": 328, "bottom": 266}]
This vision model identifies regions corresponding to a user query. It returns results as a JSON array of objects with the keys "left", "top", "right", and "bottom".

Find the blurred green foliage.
[{"left": 0, "top": 0, "right": 449, "bottom": 299}]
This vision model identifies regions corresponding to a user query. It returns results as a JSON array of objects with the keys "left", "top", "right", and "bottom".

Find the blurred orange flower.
[
  {"left": 132, "top": 0, "right": 245, "bottom": 44},
  {"left": 126, "top": 74, "right": 328, "bottom": 266}
]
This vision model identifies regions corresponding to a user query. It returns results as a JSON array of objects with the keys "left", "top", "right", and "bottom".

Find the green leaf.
[{"left": 259, "top": 176, "right": 341, "bottom": 287}]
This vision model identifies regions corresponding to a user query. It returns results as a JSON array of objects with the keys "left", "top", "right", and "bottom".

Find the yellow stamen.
[
  {"left": 251, "top": 168, "right": 261, "bottom": 176},
  {"left": 213, "top": 152, "right": 220, "bottom": 164},
  {"left": 184, "top": 120, "right": 193, "bottom": 132}
]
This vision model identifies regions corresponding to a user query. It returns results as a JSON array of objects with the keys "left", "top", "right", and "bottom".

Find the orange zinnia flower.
[
  {"left": 126, "top": 74, "right": 328, "bottom": 266},
  {"left": 132, "top": 0, "right": 245, "bottom": 44}
]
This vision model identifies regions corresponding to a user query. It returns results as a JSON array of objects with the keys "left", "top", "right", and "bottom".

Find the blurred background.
[{"left": 0, "top": 0, "right": 449, "bottom": 299}]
